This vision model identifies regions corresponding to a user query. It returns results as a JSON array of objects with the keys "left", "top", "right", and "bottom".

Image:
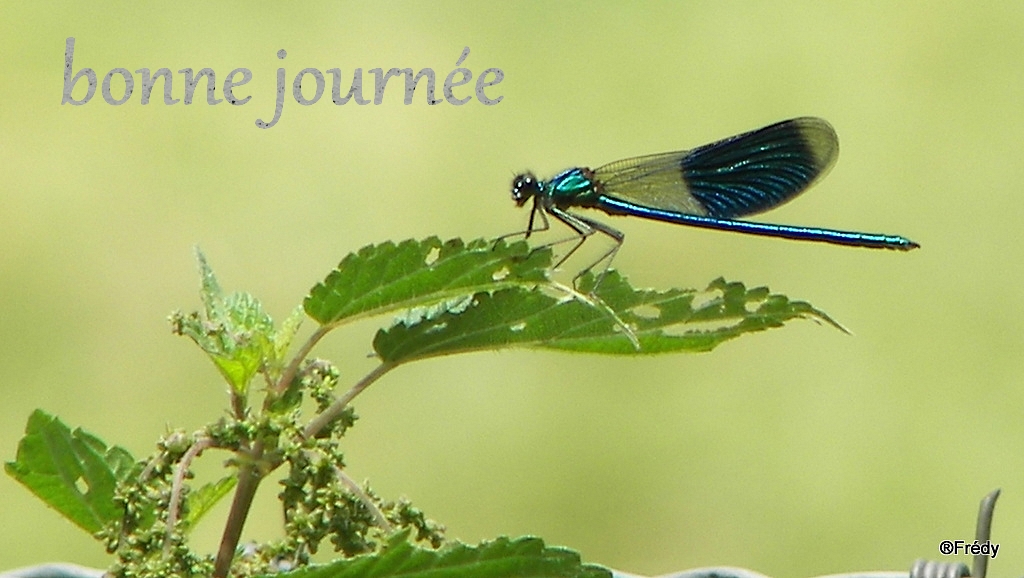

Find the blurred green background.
[{"left": 3, "top": 2, "right": 1023, "bottom": 576}]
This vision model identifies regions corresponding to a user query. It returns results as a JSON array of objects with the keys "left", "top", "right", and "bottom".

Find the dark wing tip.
[
  {"left": 789, "top": 117, "right": 839, "bottom": 177},
  {"left": 683, "top": 117, "right": 841, "bottom": 219}
]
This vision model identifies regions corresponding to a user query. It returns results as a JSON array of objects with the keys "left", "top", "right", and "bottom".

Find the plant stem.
[
  {"left": 272, "top": 325, "right": 331, "bottom": 397},
  {"left": 211, "top": 355, "right": 392, "bottom": 576},
  {"left": 332, "top": 465, "right": 392, "bottom": 533},
  {"left": 304, "top": 362, "right": 394, "bottom": 439},
  {"left": 230, "top": 391, "right": 246, "bottom": 420},
  {"left": 164, "top": 437, "right": 213, "bottom": 558},
  {"left": 213, "top": 441, "right": 265, "bottom": 578}
]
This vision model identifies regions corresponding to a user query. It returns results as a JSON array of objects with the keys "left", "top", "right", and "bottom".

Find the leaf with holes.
[
  {"left": 305, "top": 237, "right": 552, "bottom": 327},
  {"left": 374, "top": 272, "right": 843, "bottom": 363},
  {"left": 5, "top": 410, "right": 136, "bottom": 535}
]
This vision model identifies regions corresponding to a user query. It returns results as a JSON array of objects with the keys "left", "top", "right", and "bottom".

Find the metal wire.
[
  {"left": 908, "top": 488, "right": 1001, "bottom": 578},
  {"left": 616, "top": 490, "right": 1005, "bottom": 578},
  {"left": 972, "top": 490, "right": 1001, "bottom": 578},
  {"left": 909, "top": 559, "right": 970, "bottom": 578}
]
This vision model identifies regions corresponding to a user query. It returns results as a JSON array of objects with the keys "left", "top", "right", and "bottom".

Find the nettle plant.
[{"left": 6, "top": 237, "right": 839, "bottom": 578}]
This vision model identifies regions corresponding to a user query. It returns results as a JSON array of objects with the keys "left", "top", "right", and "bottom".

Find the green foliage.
[
  {"left": 306, "top": 237, "right": 836, "bottom": 361},
  {"left": 7, "top": 236, "right": 840, "bottom": 578},
  {"left": 169, "top": 249, "right": 303, "bottom": 395},
  {"left": 5, "top": 409, "right": 136, "bottom": 534},
  {"left": 305, "top": 237, "right": 551, "bottom": 327},
  {"left": 374, "top": 272, "right": 841, "bottom": 362},
  {"left": 266, "top": 530, "right": 610, "bottom": 578},
  {"left": 181, "top": 477, "right": 237, "bottom": 529}
]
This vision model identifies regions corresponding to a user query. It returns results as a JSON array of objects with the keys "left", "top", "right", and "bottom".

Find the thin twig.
[
  {"left": 115, "top": 452, "right": 167, "bottom": 551},
  {"left": 261, "top": 366, "right": 275, "bottom": 393},
  {"left": 230, "top": 391, "right": 246, "bottom": 420},
  {"left": 273, "top": 325, "right": 331, "bottom": 397},
  {"left": 303, "top": 363, "right": 394, "bottom": 439},
  {"left": 332, "top": 465, "right": 392, "bottom": 533},
  {"left": 163, "top": 436, "right": 214, "bottom": 558},
  {"left": 137, "top": 453, "right": 162, "bottom": 483}
]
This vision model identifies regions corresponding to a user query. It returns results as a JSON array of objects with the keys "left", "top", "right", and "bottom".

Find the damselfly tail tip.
[
  {"left": 899, "top": 238, "right": 921, "bottom": 251},
  {"left": 872, "top": 235, "right": 919, "bottom": 251}
]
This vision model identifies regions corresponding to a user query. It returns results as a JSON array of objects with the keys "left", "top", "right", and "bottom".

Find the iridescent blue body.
[{"left": 509, "top": 117, "right": 918, "bottom": 277}]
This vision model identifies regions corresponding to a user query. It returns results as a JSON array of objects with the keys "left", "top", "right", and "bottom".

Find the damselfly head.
[{"left": 511, "top": 172, "right": 541, "bottom": 206}]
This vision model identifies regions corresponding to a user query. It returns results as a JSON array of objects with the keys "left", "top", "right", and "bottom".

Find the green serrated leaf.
[
  {"left": 181, "top": 475, "right": 237, "bottom": 530},
  {"left": 305, "top": 237, "right": 551, "bottom": 327},
  {"left": 374, "top": 272, "right": 842, "bottom": 363},
  {"left": 196, "top": 248, "right": 225, "bottom": 318},
  {"left": 264, "top": 530, "right": 610, "bottom": 578},
  {"left": 4, "top": 410, "right": 136, "bottom": 535},
  {"left": 175, "top": 251, "right": 293, "bottom": 393},
  {"left": 275, "top": 305, "right": 306, "bottom": 362}
]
